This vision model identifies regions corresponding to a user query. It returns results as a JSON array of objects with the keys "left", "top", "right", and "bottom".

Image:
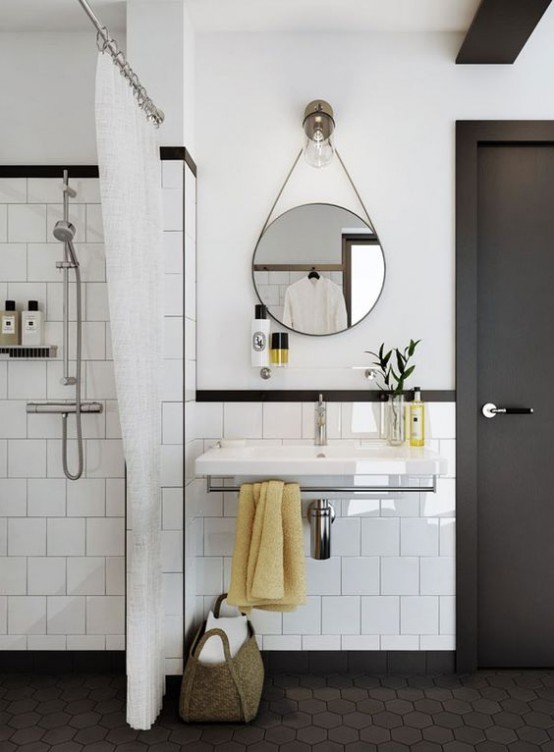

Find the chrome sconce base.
[{"left": 308, "top": 499, "right": 335, "bottom": 560}]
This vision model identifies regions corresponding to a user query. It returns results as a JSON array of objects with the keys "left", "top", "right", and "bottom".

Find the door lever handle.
[{"left": 482, "top": 402, "right": 534, "bottom": 419}]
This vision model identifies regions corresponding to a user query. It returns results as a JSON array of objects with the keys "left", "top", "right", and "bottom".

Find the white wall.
[
  {"left": 0, "top": 33, "right": 100, "bottom": 164},
  {"left": 196, "top": 23, "right": 554, "bottom": 390}
]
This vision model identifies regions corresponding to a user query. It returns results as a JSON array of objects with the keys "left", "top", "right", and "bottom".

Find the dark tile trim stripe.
[
  {"left": 0, "top": 651, "right": 126, "bottom": 673},
  {"left": 262, "top": 650, "right": 456, "bottom": 675},
  {"left": 196, "top": 390, "right": 455, "bottom": 403},
  {"left": 0, "top": 147, "right": 195, "bottom": 179}
]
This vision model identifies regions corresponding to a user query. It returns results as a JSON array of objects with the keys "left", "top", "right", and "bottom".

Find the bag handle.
[
  {"left": 213, "top": 593, "right": 228, "bottom": 618},
  {"left": 193, "top": 627, "right": 232, "bottom": 662}
]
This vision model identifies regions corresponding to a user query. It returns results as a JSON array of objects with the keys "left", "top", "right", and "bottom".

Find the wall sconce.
[{"left": 303, "top": 100, "right": 335, "bottom": 168}]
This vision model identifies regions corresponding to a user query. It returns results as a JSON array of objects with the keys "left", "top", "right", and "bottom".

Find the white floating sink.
[{"left": 195, "top": 442, "right": 447, "bottom": 478}]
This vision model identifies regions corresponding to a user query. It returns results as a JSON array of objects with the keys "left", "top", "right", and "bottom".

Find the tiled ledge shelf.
[{"left": 0, "top": 345, "right": 58, "bottom": 359}]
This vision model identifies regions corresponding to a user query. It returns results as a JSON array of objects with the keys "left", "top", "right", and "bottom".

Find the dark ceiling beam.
[{"left": 456, "top": 0, "right": 552, "bottom": 64}]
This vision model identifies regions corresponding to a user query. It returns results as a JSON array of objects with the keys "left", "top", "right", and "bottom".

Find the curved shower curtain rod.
[{"left": 76, "top": 0, "right": 165, "bottom": 126}]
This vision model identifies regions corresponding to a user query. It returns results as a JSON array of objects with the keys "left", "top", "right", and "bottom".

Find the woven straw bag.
[{"left": 179, "top": 594, "right": 264, "bottom": 723}]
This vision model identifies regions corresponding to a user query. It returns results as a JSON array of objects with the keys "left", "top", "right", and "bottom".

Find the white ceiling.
[{"left": 0, "top": 0, "right": 480, "bottom": 34}]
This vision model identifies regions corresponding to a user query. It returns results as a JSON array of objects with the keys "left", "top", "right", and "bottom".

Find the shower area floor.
[{"left": 2, "top": 670, "right": 554, "bottom": 751}]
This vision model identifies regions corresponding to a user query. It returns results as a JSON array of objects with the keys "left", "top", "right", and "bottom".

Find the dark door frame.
[{"left": 456, "top": 120, "right": 554, "bottom": 672}]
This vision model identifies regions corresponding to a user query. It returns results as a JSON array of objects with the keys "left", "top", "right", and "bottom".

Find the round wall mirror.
[{"left": 252, "top": 203, "right": 386, "bottom": 336}]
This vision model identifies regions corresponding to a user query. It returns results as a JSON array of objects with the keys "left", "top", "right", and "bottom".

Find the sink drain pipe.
[{"left": 307, "top": 499, "right": 336, "bottom": 559}]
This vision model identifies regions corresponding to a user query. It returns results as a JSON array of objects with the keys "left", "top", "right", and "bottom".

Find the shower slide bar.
[
  {"left": 205, "top": 475, "right": 437, "bottom": 495},
  {"left": 76, "top": 0, "right": 164, "bottom": 126},
  {"left": 26, "top": 401, "right": 103, "bottom": 415}
]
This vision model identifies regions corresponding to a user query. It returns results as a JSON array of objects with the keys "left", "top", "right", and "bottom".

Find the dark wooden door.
[{"left": 457, "top": 122, "right": 554, "bottom": 671}]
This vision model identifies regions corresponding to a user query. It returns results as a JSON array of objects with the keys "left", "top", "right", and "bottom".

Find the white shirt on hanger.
[{"left": 283, "top": 276, "right": 348, "bottom": 335}]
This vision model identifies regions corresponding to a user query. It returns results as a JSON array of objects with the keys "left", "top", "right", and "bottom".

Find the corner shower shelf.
[{"left": 0, "top": 345, "right": 58, "bottom": 359}]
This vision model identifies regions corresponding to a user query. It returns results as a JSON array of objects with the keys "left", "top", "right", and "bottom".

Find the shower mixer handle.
[{"left": 61, "top": 376, "right": 77, "bottom": 386}]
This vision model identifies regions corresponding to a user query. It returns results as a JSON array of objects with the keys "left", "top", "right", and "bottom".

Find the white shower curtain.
[{"left": 95, "top": 53, "right": 164, "bottom": 730}]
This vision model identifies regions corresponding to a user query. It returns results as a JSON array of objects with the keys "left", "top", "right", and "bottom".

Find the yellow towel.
[{"left": 227, "top": 481, "right": 306, "bottom": 613}]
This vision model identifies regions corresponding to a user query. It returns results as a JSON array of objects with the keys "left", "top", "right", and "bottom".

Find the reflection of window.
[{"left": 342, "top": 235, "right": 385, "bottom": 327}]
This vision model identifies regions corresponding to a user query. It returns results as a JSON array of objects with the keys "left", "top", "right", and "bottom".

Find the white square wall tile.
[
  {"left": 67, "top": 635, "right": 105, "bottom": 650},
  {"left": 87, "top": 440, "right": 124, "bottom": 479},
  {"left": 8, "top": 596, "right": 46, "bottom": 634},
  {"left": 106, "top": 558, "right": 125, "bottom": 596},
  {"left": 303, "top": 635, "right": 341, "bottom": 650},
  {"left": 0, "top": 207, "right": 6, "bottom": 242},
  {"left": 440, "top": 519, "right": 455, "bottom": 556},
  {"left": 8, "top": 362, "right": 46, "bottom": 400},
  {"left": 426, "top": 403, "right": 456, "bottom": 439},
  {"left": 85, "top": 361, "right": 116, "bottom": 399},
  {"left": 87, "top": 518, "right": 125, "bottom": 556},
  {"left": 163, "top": 573, "right": 183, "bottom": 617},
  {"left": 420, "top": 557, "right": 455, "bottom": 595},
  {"left": 361, "top": 596, "right": 400, "bottom": 634},
  {"left": 203, "top": 518, "right": 236, "bottom": 557},
  {"left": 262, "top": 402, "right": 302, "bottom": 439},
  {"left": 161, "top": 445, "right": 183, "bottom": 486},
  {"left": 77, "top": 244, "right": 106, "bottom": 282},
  {"left": 248, "top": 609, "right": 282, "bottom": 636},
  {"left": 85, "top": 283, "right": 110, "bottom": 321},
  {"left": 361, "top": 518, "right": 399, "bottom": 556},
  {"left": 47, "top": 596, "right": 85, "bottom": 634},
  {"left": 420, "top": 635, "right": 455, "bottom": 650},
  {"left": 283, "top": 597, "right": 321, "bottom": 635},
  {"left": 342, "top": 635, "right": 380, "bottom": 650},
  {"left": 28, "top": 635, "right": 67, "bottom": 651},
  {"left": 0, "top": 244, "right": 26, "bottom": 281},
  {"left": 0, "top": 400, "right": 28, "bottom": 438},
  {"left": 85, "top": 204, "right": 104, "bottom": 242},
  {"left": 329, "top": 517, "right": 360, "bottom": 557},
  {"left": 341, "top": 557, "right": 379, "bottom": 595},
  {"left": 400, "top": 518, "right": 439, "bottom": 556},
  {"left": 421, "top": 478, "right": 455, "bottom": 518},
  {"left": 195, "top": 557, "right": 223, "bottom": 595},
  {"left": 163, "top": 189, "right": 183, "bottom": 231},
  {"left": 0, "top": 479, "right": 27, "bottom": 516},
  {"left": 86, "top": 596, "right": 124, "bottom": 634},
  {"left": 67, "top": 558, "right": 105, "bottom": 595},
  {"left": 0, "top": 558, "right": 27, "bottom": 595},
  {"left": 67, "top": 478, "right": 105, "bottom": 517},
  {"left": 306, "top": 556, "right": 341, "bottom": 595},
  {"left": 341, "top": 402, "right": 380, "bottom": 438},
  {"left": 27, "top": 178, "right": 64, "bottom": 203},
  {"left": 381, "top": 635, "right": 420, "bottom": 650},
  {"left": 27, "top": 243, "right": 63, "bottom": 282},
  {"left": 8, "top": 204, "right": 46, "bottom": 242},
  {"left": 223, "top": 402, "right": 263, "bottom": 440},
  {"left": 440, "top": 596, "right": 456, "bottom": 634},
  {"left": 106, "top": 479, "right": 125, "bottom": 517},
  {"left": 8, "top": 439, "right": 47, "bottom": 478},
  {"left": 0, "top": 178, "right": 27, "bottom": 203},
  {"left": 27, "top": 479, "right": 66, "bottom": 517},
  {"left": 0, "top": 519, "right": 6, "bottom": 557},
  {"left": 8, "top": 518, "right": 46, "bottom": 556},
  {"left": 381, "top": 557, "right": 419, "bottom": 595},
  {"left": 263, "top": 635, "right": 301, "bottom": 651},
  {"left": 322, "top": 596, "right": 360, "bottom": 635},
  {"left": 162, "top": 360, "right": 183, "bottom": 401},
  {"left": 28, "top": 558, "right": 66, "bottom": 596},
  {"left": 47, "top": 518, "right": 85, "bottom": 556},
  {"left": 401, "top": 596, "right": 439, "bottom": 634},
  {"left": 195, "top": 402, "right": 223, "bottom": 440}
]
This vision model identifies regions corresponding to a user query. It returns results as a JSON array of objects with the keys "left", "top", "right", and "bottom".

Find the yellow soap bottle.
[{"left": 410, "top": 387, "right": 425, "bottom": 447}]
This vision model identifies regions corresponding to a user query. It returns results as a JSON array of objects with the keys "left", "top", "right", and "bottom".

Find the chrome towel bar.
[{"left": 205, "top": 475, "right": 436, "bottom": 495}]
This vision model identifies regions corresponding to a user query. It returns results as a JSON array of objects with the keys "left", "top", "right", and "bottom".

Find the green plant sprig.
[{"left": 365, "top": 339, "right": 421, "bottom": 395}]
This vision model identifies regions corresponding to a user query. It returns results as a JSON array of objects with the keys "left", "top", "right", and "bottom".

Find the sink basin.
[{"left": 195, "top": 442, "right": 447, "bottom": 478}]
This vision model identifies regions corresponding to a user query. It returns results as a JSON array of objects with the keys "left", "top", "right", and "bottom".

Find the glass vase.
[{"left": 387, "top": 394, "right": 405, "bottom": 446}]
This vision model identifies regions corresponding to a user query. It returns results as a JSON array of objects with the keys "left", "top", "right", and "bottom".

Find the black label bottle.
[{"left": 0, "top": 300, "right": 19, "bottom": 345}]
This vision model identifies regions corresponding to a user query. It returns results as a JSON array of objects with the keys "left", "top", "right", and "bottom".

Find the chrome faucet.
[{"left": 315, "top": 393, "right": 327, "bottom": 446}]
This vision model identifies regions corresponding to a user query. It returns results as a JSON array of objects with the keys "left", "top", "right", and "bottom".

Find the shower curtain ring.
[{"left": 96, "top": 27, "right": 110, "bottom": 52}]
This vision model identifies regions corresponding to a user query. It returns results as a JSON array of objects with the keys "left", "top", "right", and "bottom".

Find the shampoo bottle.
[
  {"left": 21, "top": 301, "right": 43, "bottom": 346},
  {"left": 251, "top": 304, "right": 270, "bottom": 367},
  {"left": 410, "top": 387, "right": 425, "bottom": 447},
  {"left": 0, "top": 300, "right": 19, "bottom": 345}
]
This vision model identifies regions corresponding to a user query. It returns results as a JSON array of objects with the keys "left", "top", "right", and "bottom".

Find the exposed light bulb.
[
  {"left": 302, "top": 100, "right": 335, "bottom": 168},
  {"left": 303, "top": 129, "right": 334, "bottom": 168}
]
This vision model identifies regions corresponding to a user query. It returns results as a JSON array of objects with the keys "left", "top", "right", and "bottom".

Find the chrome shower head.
[{"left": 53, "top": 220, "right": 76, "bottom": 243}]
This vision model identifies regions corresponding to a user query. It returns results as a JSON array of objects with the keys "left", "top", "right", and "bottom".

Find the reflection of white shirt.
[{"left": 283, "top": 276, "right": 348, "bottom": 335}]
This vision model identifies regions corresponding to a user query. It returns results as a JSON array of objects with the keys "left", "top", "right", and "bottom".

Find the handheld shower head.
[
  {"left": 53, "top": 220, "right": 76, "bottom": 243},
  {"left": 53, "top": 220, "right": 80, "bottom": 268}
]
